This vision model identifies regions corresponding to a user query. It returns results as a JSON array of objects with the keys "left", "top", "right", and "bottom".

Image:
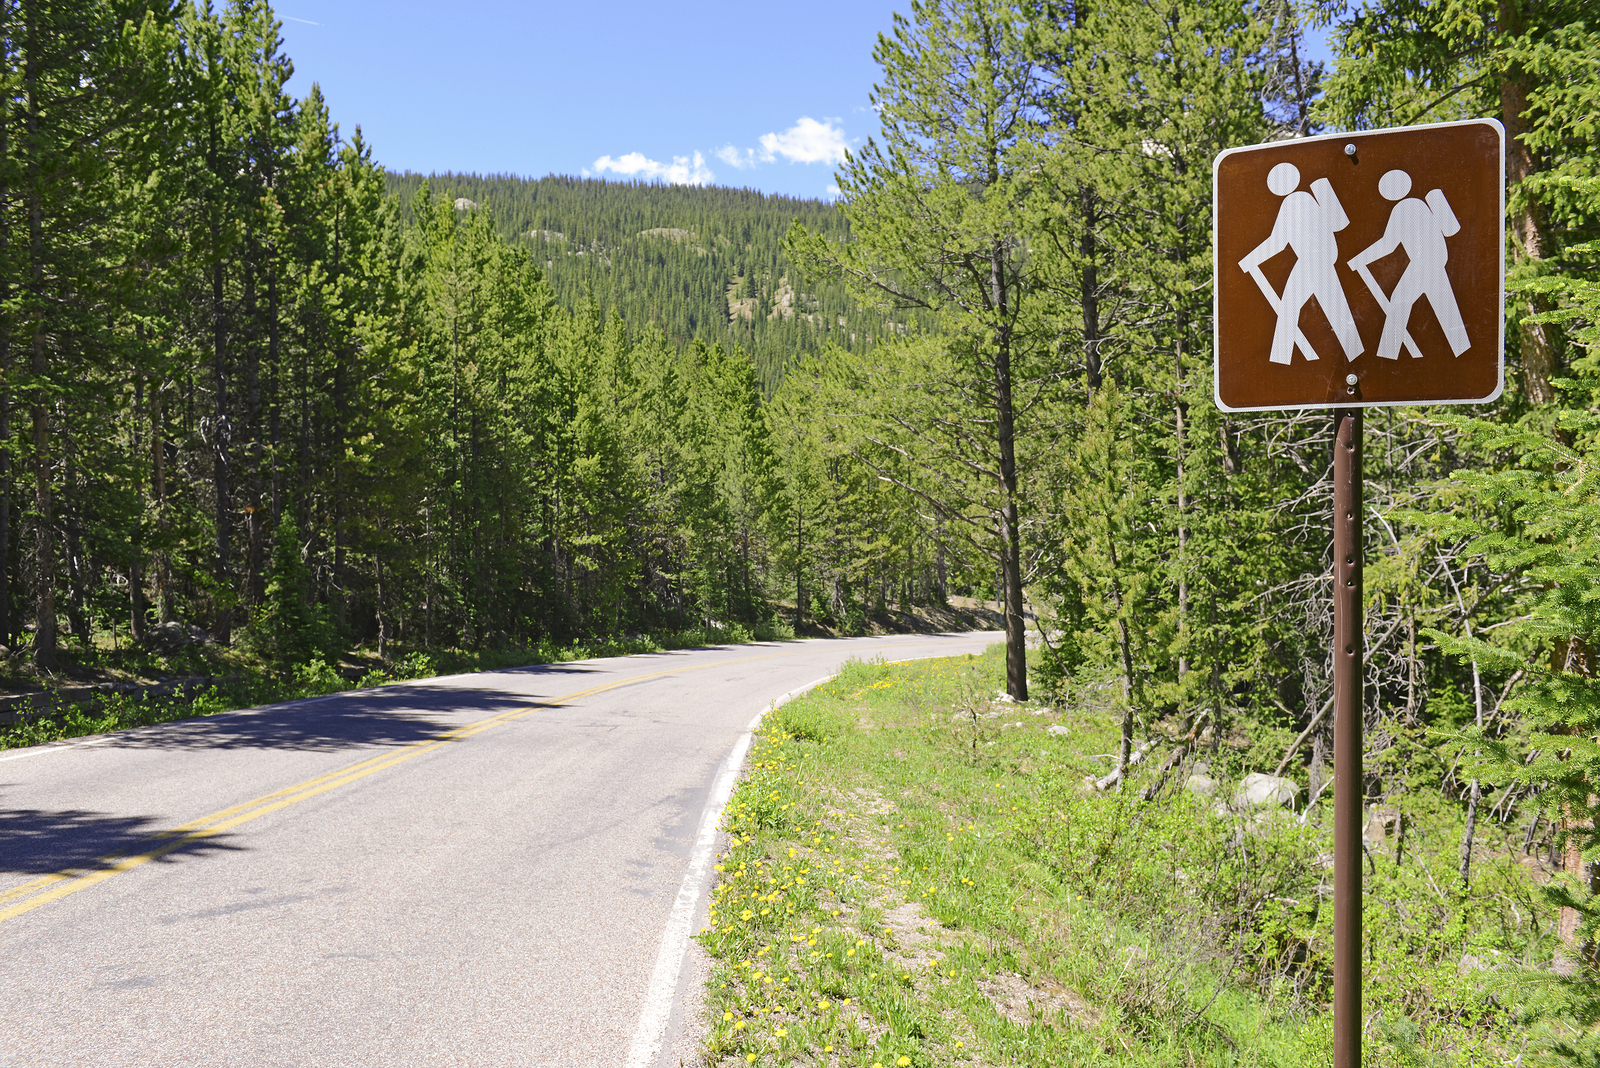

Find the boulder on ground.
[
  {"left": 1234, "top": 772, "right": 1300, "bottom": 809},
  {"left": 141, "top": 621, "right": 212, "bottom": 654},
  {"left": 1185, "top": 772, "right": 1217, "bottom": 797},
  {"left": 1365, "top": 804, "right": 1403, "bottom": 843}
]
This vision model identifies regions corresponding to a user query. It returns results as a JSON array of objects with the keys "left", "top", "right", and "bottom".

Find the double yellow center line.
[{"left": 0, "top": 649, "right": 799, "bottom": 925}]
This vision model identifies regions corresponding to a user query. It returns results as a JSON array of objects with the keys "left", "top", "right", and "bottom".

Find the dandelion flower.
[
  {"left": 899, "top": 1058, "right": 912, "bottom": 1066},
  {"left": 723, "top": 1012, "right": 733, "bottom": 1021}
]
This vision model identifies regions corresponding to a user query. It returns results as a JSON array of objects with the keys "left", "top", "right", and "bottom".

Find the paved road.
[{"left": 0, "top": 632, "right": 1001, "bottom": 1067}]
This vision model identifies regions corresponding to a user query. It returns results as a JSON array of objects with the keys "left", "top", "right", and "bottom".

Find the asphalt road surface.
[{"left": 0, "top": 631, "right": 1002, "bottom": 1067}]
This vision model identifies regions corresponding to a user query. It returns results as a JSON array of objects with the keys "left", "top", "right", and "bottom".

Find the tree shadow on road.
[
  {"left": 0, "top": 802, "right": 245, "bottom": 876},
  {"left": 95, "top": 684, "right": 566, "bottom": 753}
]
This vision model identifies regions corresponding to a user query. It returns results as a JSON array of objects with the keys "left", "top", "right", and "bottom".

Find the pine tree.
[
  {"left": 786, "top": 0, "right": 1055, "bottom": 699},
  {"left": 253, "top": 507, "right": 328, "bottom": 670}
]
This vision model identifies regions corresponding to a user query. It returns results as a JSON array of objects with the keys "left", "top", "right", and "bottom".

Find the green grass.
[{"left": 697, "top": 647, "right": 1548, "bottom": 1067}]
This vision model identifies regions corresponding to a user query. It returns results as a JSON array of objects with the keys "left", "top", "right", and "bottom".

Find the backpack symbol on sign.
[
  {"left": 1237, "top": 162, "right": 1365, "bottom": 365},
  {"left": 1346, "top": 169, "right": 1470, "bottom": 360}
]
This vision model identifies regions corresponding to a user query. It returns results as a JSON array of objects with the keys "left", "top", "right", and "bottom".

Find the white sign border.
[{"left": 1212, "top": 117, "right": 1506, "bottom": 413}]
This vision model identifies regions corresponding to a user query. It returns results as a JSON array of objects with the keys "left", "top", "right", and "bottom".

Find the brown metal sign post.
[
  {"left": 1332, "top": 405, "right": 1362, "bottom": 1068},
  {"left": 1213, "top": 118, "right": 1505, "bottom": 1068}
]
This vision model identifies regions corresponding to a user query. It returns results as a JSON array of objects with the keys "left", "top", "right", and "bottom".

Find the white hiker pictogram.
[
  {"left": 1347, "top": 169, "right": 1470, "bottom": 361},
  {"left": 1238, "top": 162, "right": 1365, "bottom": 365}
]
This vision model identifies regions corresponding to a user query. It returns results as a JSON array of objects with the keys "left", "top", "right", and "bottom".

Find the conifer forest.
[{"left": 4, "top": 0, "right": 1600, "bottom": 1055}]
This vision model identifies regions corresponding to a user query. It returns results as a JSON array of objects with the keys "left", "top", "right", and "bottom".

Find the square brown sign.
[{"left": 1213, "top": 119, "right": 1504, "bottom": 411}]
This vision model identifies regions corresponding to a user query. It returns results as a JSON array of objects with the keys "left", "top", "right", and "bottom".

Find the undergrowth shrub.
[
  {"left": 772, "top": 697, "right": 848, "bottom": 742},
  {"left": 290, "top": 657, "right": 344, "bottom": 698}
]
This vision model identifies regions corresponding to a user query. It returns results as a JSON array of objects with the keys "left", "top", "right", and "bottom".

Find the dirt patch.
[
  {"left": 977, "top": 971, "right": 1102, "bottom": 1029},
  {"left": 880, "top": 901, "right": 949, "bottom": 972},
  {"left": 849, "top": 787, "right": 896, "bottom": 816}
]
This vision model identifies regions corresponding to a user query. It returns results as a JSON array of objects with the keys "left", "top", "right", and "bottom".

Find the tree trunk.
[
  {"left": 29, "top": 327, "right": 53, "bottom": 668},
  {"left": 61, "top": 454, "right": 89, "bottom": 647},
  {"left": 991, "top": 241, "right": 1026, "bottom": 701},
  {"left": 268, "top": 254, "right": 282, "bottom": 526},
  {"left": 244, "top": 255, "right": 265, "bottom": 607},
  {"left": 1459, "top": 658, "right": 1485, "bottom": 887},
  {"left": 212, "top": 250, "right": 231, "bottom": 643},
  {"left": 1081, "top": 186, "right": 1101, "bottom": 395},
  {"left": 331, "top": 205, "right": 346, "bottom": 639},
  {"left": 152, "top": 387, "right": 173, "bottom": 623},
  {"left": 0, "top": 65, "right": 11, "bottom": 653},
  {"left": 210, "top": 113, "right": 232, "bottom": 644},
  {"left": 25, "top": 30, "right": 54, "bottom": 669},
  {"left": 0, "top": 313, "right": 10, "bottom": 653},
  {"left": 1108, "top": 534, "right": 1136, "bottom": 786},
  {"left": 1175, "top": 335, "right": 1188, "bottom": 691},
  {"left": 1500, "top": 3, "right": 1557, "bottom": 405},
  {"left": 1556, "top": 636, "right": 1598, "bottom": 956},
  {"left": 794, "top": 493, "right": 803, "bottom": 633},
  {"left": 375, "top": 542, "right": 386, "bottom": 660},
  {"left": 129, "top": 375, "right": 147, "bottom": 642}
]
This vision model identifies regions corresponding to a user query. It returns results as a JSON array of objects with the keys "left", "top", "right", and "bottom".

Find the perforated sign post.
[{"left": 1213, "top": 118, "right": 1505, "bottom": 1068}]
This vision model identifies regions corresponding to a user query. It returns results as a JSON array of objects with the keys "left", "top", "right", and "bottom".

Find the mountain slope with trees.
[{"left": 382, "top": 172, "right": 923, "bottom": 392}]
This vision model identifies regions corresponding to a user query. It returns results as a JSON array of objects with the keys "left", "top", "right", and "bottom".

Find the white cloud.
[
  {"left": 716, "top": 145, "right": 758, "bottom": 170},
  {"left": 825, "top": 184, "right": 842, "bottom": 200},
  {"left": 759, "top": 117, "right": 850, "bottom": 165},
  {"left": 591, "top": 150, "right": 714, "bottom": 186}
]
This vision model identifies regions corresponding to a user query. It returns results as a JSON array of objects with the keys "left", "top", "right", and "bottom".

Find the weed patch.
[{"left": 695, "top": 648, "right": 1548, "bottom": 1067}]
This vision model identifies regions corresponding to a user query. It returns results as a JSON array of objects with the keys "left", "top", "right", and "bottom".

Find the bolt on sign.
[{"left": 1213, "top": 119, "right": 1505, "bottom": 411}]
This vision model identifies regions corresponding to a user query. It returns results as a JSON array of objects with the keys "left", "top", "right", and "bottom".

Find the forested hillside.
[{"left": 382, "top": 172, "right": 921, "bottom": 392}]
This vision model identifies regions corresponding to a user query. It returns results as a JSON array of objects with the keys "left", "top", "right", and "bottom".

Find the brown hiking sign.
[{"left": 1213, "top": 119, "right": 1505, "bottom": 411}]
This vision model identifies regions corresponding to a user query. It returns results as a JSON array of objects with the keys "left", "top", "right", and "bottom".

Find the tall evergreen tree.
[{"left": 787, "top": 0, "right": 1055, "bottom": 699}]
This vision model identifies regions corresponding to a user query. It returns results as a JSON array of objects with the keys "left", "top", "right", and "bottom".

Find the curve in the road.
[{"left": 0, "top": 632, "right": 1003, "bottom": 1067}]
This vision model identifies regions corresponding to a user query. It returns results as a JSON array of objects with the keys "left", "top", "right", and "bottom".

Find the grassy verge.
[
  {"left": 0, "top": 620, "right": 793, "bottom": 751},
  {"left": 696, "top": 648, "right": 1549, "bottom": 1067}
]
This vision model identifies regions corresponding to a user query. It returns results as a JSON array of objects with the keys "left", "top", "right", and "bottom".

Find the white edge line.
[
  {"left": 624, "top": 643, "right": 1001, "bottom": 1067},
  {"left": 623, "top": 672, "right": 837, "bottom": 1068},
  {"left": 0, "top": 735, "right": 112, "bottom": 762}
]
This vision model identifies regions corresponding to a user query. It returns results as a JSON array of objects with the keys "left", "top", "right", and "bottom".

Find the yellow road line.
[{"left": 0, "top": 645, "right": 826, "bottom": 925}]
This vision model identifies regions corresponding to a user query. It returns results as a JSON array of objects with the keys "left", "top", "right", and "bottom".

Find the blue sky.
[{"left": 277, "top": 1, "right": 1336, "bottom": 202}]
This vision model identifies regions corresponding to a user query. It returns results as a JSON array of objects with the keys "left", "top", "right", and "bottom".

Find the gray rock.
[
  {"left": 453, "top": 197, "right": 479, "bottom": 211},
  {"left": 141, "top": 621, "right": 212, "bottom": 654},
  {"left": 1047, "top": 724, "right": 1071, "bottom": 737},
  {"left": 1234, "top": 772, "right": 1301, "bottom": 809},
  {"left": 1365, "top": 805, "right": 1402, "bottom": 843},
  {"left": 1185, "top": 773, "right": 1217, "bottom": 797}
]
